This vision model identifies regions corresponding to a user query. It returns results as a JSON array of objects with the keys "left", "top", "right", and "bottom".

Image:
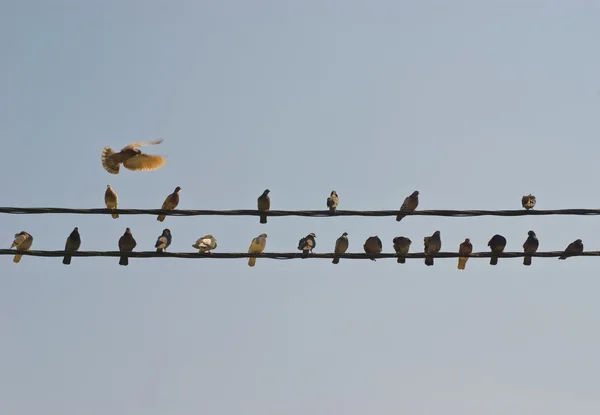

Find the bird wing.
[
  {"left": 122, "top": 138, "right": 164, "bottom": 150},
  {"left": 12, "top": 234, "right": 27, "bottom": 248},
  {"left": 123, "top": 154, "right": 167, "bottom": 172}
]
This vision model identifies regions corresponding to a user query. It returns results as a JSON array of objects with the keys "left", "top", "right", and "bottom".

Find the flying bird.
[
  {"left": 257, "top": 189, "right": 271, "bottom": 224},
  {"left": 457, "top": 238, "right": 472, "bottom": 270},
  {"left": 522, "top": 230, "right": 539, "bottom": 266},
  {"left": 10, "top": 231, "right": 33, "bottom": 264},
  {"left": 104, "top": 184, "right": 119, "bottom": 219},
  {"left": 155, "top": 229, "right": 172, "bottom": 252},
  {"left": 396, "top": 191, "right": 419, "bottom": 222},
  {"left": 298, "top": 233, "right": 316, "bottom": 258},
  {"left": 332, "top": 232, "right": 349, "bottom": 264},
  {"left": 157, "top": 186, "right": 181, "bottom": 222},
  {"left": 248, "top": 233, "right": 268, "bottom": 267},
  {"left": 327, "top": 191, "right": 339, "bottom": 213},
  {"left": 118, "top": 228, "right": 137, "bottom": 266},
  {"left": 522, "top": 194, "right": 536, "bottom": 210},
  {"left": 393, "top": 236, "right": 411, "bottom": 264},
  {"left": 488, "top": 234, "right": 507, "bottom": 265},
  {"left": 62, "top": 227, "right": 81, "bottom": 265},
  {"left": 363, "top": 236, "right": 383, "bottom": 261},
  {"left": 101, "top": 138, "right": 167, "bottom": 174},
  {"left": 423, "top": 230, "right": 441, "bottom": 266},
  {"left": 559, "top": 239, "right": 584, "bottom": 260},
  {"left": 192, "top": 234, "right": 218, "bottom": 253}
]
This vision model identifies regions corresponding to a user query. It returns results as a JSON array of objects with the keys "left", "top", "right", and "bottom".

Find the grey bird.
[
  {"left": 62, "top": 227, "right": 81, "bottom": 265},
  {"left": 488, "top": 234, "right": 507, "bottom": 265},
  {"left": 192, "top": 234, "right": 218, "bottom": 253},
  {"left": 327, "top": 190, "right": 339, "bottom": 214},
  {"left": 423, "top": 230, "right": 441, "bottom": 266},
  {"left": 559, "top": 239, "right": 584, "bottom": 260},
  {"left": 332, "top": 232, "right": 349, "bottom": 264},
  {"left": 155, "top": 229, "right": 172, "bottom": 252},
  {"left": 10, "top": 231, "right": 33, "bottom": 264},
  {"left": 298, "top": 233, "right": 316, "bottom": 258},
  {"left": 522, "top": 194, "right": 536, "bottom": 210},
  {"left": 393, "top": 236, "right": 412, "bottom": 264},
  {"left": 522, "top": 230, "right": 539, "bottom": 266},
  {"left": 257, "top": 189, "right": 271, "bottom": 224},
  {"left": 363, "top": 236, "right": 383, "bottom": 261},
  {"left": 118, "top": 227, "right": 137, "bottom": 266},
  {"left": 396, "top": 191, "right": 419, "bottom": 222}
]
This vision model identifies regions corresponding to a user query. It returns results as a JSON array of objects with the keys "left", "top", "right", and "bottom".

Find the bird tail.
[
  {"left": 396, "top": 214, "right": 405, "bottom": 222},
  {"left": 302, "top": 250, "right": 309, "bottom": 259},
  {"left": 425, "top": 256, "right": 434, "bottom": 266},
  {"left": 329, "top": 206, "right": 336, "bottom": 214},
  {"left": 156, "top": 248, "right": 163, "bottom": 253},
  {"left": 13, "top": 254, "right": 22, "bottom": 263},
  {"left": 332, "top": 256, "right": 340, "bottom": 264},
  {"left": 260, "top": 214, "right": 267, "bottom": 224},
  {"left": 458, "top": 257, "right": 467, "bottom": 270},
  {"left": 248, "top": 257, "right": 256, "bottom": 267},
  {"left": 490, "top": 255, "right": 498, "bottom": 266},
  {"left": 523, "top": 255, "right": 532, "bottom": 266},
  {"left": 101, "top": 147, "right": 120, "bottom": 174},
  {"left": 62, "top": 255, "right": 72, "bottom": 265},
  {"left": 397, "top": 256, "right": 406, "bottom": 264},
  {"left": 157, "top": 215, "right": 165, "bottom": 222},
  {"left": 558, "top": 255, "right": 567, "bottom": 260},
  {"left": 111, "top": 212, "right": 119, "bottom": 219},
  {"left": 119, "top": 255, "right": 128, "bottom": 266}
]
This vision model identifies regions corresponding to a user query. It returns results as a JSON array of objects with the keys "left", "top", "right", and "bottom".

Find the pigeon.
[
  {"left": 157, "top": 186, "right": 181, "bottom": 222},
  {"left": 118, "top": 228, "right": 137, "bottom": 266},
  {"left": 248, "top": 233, "right": 268, "bottom": 267},
  {"left": 488, "top": 234, "right": 507, "bottom": 265},
  {"left": 559, "top": 239, "right": 584, "bottom": 260},
  {"left": 104, "top": 185, "right": 119, "bottom": 219},
  {"left": 332, "top": 232, "right": 349, "bottom": 264},
  {"left": 522, "top": 230, "right": 539, "bottom": 266},
  {"left": 192, "top": 234, "right": 217, "bottom": 253},
  {"left": 155, "top": 229, "right": 172, "bottom": 252},
  {"left": 298, "top": 233, "right": 316, "bottom": 259},
  {"left": 257, "top": 189, "right": 271, "bottom": 224},
  {"left": 62, "top": 227, "right": 81, "bottom": 265},
  {"left": 327, "top": 191, "right": 339, "bottom": 213},
  {"left": 393, "top": 236, "right": 412, "bottom": 264},
  {"left": 363, "top": 236, "right": 383, "bottom": 261},
  {"left": 101, "top": 138, "right": 167, "bottom": 174},
  {"left": 396, "top": 191, "right": 419, "bottom": 222},
  {"left": 457, "top": 238, "right": 472, "bottom": 270},
  {"left": 522, "top": 194, "right": 536, "bottom": 210},
  {"left": 10, "top": 231, "right": 33, "bottom": 264},
  {"left": 423, "top": 230, "right": 441, "bottom": 266}
]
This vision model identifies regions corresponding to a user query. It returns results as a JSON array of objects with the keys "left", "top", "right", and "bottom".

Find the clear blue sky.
[{"left": 2, "top": 1, "right": 600, "bottom": 413}]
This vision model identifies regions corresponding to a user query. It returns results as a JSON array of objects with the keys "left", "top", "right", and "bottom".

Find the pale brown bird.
[
  {"left": 332, "top": 232, "right": 349, "bottom": 264},
  {"left": 248, "top": 233, "right": 268, "bottom": 267},
  {"left": 298, "top": 233, "right": 316, "bottom": 259},
  {"left": 393, "top": 236, "right": 411, "bottom": 264},
  {"left": 559, "top": 239, "right": 584, "bottom": 260},
  {"left": 118, "top": 228, "right": 137, "bottom": 266},
  {"left": 101, "top": 138, "right": 167, "bottom": 174},
  {"left": 457, "top": 238, "right": 472, "bottom": 270},
  {"left": 522, "top": 194, "right": 536, "bottom": 210},
  {"left": 522, "top": 230, "right": 539, "bottom": 266},
  {"left": 157, "top": 186, "right": 181, "bottom": 222},
  {"left": 10, "top": 231, "right": 33, "bottom": 264},
  {"left": 257, "top": 189, "right": 270, "bottom": 224},
  {"left": 396, "top": 191, "right": 419, "bottom": 222},
  {"left": 363, "top": 236, "right": 383, "bottom": 261},
  {"left": 424, "top": 230, "right": 441, "bottom": 266},
  {"left": 104, "top": 184, "right": 119, "bottom": 219},
  {"left": 488, "top": 234, "right": 507, "bottom": 265},
  {"left": 327, "top": 191, "right": 339, "bottom": 213}
]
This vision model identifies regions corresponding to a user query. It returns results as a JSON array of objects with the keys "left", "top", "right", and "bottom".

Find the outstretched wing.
[
  {"left": 123, "top": 154, "right": 167, "bottom": 172},
  {"left": 121, "top": 138, "right": 164, "bottom": 151}
]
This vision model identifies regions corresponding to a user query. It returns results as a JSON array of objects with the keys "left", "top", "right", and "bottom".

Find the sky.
[{"left": 1, "top": 0, "right": 600, "bottom": 413}]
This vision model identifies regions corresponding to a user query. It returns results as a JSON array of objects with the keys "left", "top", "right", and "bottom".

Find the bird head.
[
  {"left": 125, "top": 228, "right": 131, "bottom": 234},
  {"left": 528, "top": 230, "right": 536, "bottom": 237},
  {"left": 575, "top": 239, "right": 583, "bottom": 244},
  {"left": 163, "top": 229, "right": 171, "bottom": 235},
  {"left": 331, "top": 190, "right": 337, "bottom": 196},
  {"left": 174, "top": 186, "right": 181, "bottom": 192},
  {"left": 433, "top": 231, "right": 440, "bottom": 236},
  {"left": 107, "top": 184, "right": 112, "bottom": 189},
  {"left": 342, "top": 232, "right": 348, "bottom": 237},
  {"left": 74, "top": 227, "right": 79, "bottom": 232},
  {"left": 263, "top": 189, "right": 270, "bottom": 195},
  {"left": 259, "top": 233, "right": 268, "bottom": 238},
  {"left": 309, "top": 233, "right": 316, "bottom": 238},
  {"left": 412, "top": 190, "right": 420, "bottom": 197},
  {"left": 464, "top": 238, "right": 470, "bottom": 243}
]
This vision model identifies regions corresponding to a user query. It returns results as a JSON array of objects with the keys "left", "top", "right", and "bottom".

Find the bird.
[
  {"left": 298, "top": 233, "right": 316, "bottom": 258},
  {"left": 101, "top": 138, "right": 167, "bottom": 174},
  {"left": 248, "top": 233, "right": 268, "bottom": 267},
  {"left": 423, "top": 230, "right": 441, "bottom": 266},
  {"left": 457, "top": 238, "right": 472, "bottom": 270},
  {"left": 104, "top": 184, "right": 119, "bottom": 219},
  {"left": 363, "top": 236, "right": 383, "bottom": 261},
  {"left": 157, "top": 186, "right": 181, "bottom": 222},
  {"left": 522, "top": 194, "right": 536, "bottom": 210},
  {"left": 393, "top": 236, "right": 412, "bottom": 264},
  {"left": 488, "top": 234, "right": 507, "bottom": 265},
  {"left": 10, "top": 231, "right": 33, "bottom": 264},
  {"left": 192, "top": 234, "right": 218, "bottom": 253},
  {"left": 559, "top": 239, "right": 584, "bottom": 260},
  {"left": 327, "top": 191, "right": 339, "bottom": 213},
  {"left": 522, "top": 230, "right": 539, "bottom": 266},
  {"left": 332, "top": 232, "right": 349, "bottom": 264},
  {"left": 257, "top": 189, "right": 270, "bottom": 224},
  {"left": 155, "top": 229, "right": 172, "bottom": 252},
  {"left": 118, "top": 228, "right": 137, "bottom": 266},
  {"left": 62, "top": 227, "right": 81, "bottom": 265},
  {"left": 396, "top": 190, "right": 419, "bottom": 222}
]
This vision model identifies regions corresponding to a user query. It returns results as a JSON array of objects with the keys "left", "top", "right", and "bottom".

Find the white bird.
[
  {"left": 192, "top": 234, "right": 217, "bottom": 253},
  {"left": 10, "top": 231, "right": 33, "bottom": 263}
]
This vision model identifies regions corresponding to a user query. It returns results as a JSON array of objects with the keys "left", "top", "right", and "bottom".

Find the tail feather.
[
  {"left": 490, "top": 256, "right": 498, "bottom": 266},
  {"left": 458, "top": 258, "right": 467, "bottom": 270},
  {"left": 13, "top": 254, "right": 22, "bottom": 263},
  {"left": 523, "top": 255, "right": 532, "bottom": 266},
  {"left": 248, "top": 257, "right": 256, "bottom": 267},
  {"left": 119, "top": 255, "right": 128, "bottom": 266},
  {"left": 111, "top": 212, "right": 119, "bottom": 219},
  {"left": 101, "top": 147, "right": 120, "bottom": 174},
  {"left": 157, "top": 215, "right": 165, "bottom": 222},
  {"left": 62, "top": 255, "right": 72, "bottom": 265},
  {"left": 329, "top": 207, "right": 336, "bottom": 214},
  {"left": 260, "top": 214, "right": 267, "bottom": 224},
  {"left": 396, "top": 214, "right": 405, "bottom": 222},
  {"left": 302, "top": 250, "right": 309, "bottom": 259},
  {"left": 397, "top": 256, "right": 406, "bottom": 264},
  {"left": 425, "top": 256, "right": 434, "bottom": 266},
  {"left": 332, "top": 257, "right": 340, "bottom": 264}
]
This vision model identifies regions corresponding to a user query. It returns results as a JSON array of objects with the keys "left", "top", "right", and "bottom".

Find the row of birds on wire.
[{"left": 7, "top": 227, "right": 585, "bottom": 269}]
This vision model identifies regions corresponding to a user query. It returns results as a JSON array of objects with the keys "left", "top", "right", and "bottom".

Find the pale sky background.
[{"left": 2, "top": 1, "right": 600, "bottom": 414}]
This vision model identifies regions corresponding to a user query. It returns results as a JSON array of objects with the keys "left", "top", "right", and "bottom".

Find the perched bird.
[
  {"left": 488, "top": 234, "right": 507, "bottom": 265},
  {"left": 327, "top": 191, "right": 339, "bottom": 213},
  {"left": 522, "top": 194, "right": 536, "bottom": 210},
  {"left": 332, "top": 232, "right": 349, "bottom": 264},
  {"left": 248, "top": 233, "right": 268, "bottom": 267},
  {"left": 101, "top": 138, "right": 167, "bottom": 174},
  {"left": 62, "top": 227, "right": 81, "bottom": 265},
  {"left": 423, "top": 230, "right": 441, "bottom": 266},
  {"left": 118, "top": 228, "right": 137, "bottom": 266},
  {"left": 457, "top": 238, "right": 473, "bottom": 270},
  {"left": 192, "top": 234, "right": 218, "bottom": 253},
  {"left": 522, "top": 230, "right": 539, "bottom": 266},
  {"left": 257, "top": 189, "right": 271, "bottom": 224},
  {"left": 10, "top": 231, "right": 33, "bottom": 264},
  {"left": 396, "top": 191, "right": 419, "bottom": 222},
  {"left": 363, "top": 236, "right": 383, "bottom": 261},
  {"left": 155, "top": 229, "right": 172, "bottom": 252},
  {"left": 559, "top": 239, "right": 584, "bottom": 260},
  {"left": 298, "top": 233, "right": 317, "bottom": 259},
  {"left": 393, "top": 236, "right": 412, "bottom": 264},
  {"left": 157, "top": 186, "right": 181, "bottom": 222},
  {"left": 104, "top": 184, "right": 119, "bottom": 219}
]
